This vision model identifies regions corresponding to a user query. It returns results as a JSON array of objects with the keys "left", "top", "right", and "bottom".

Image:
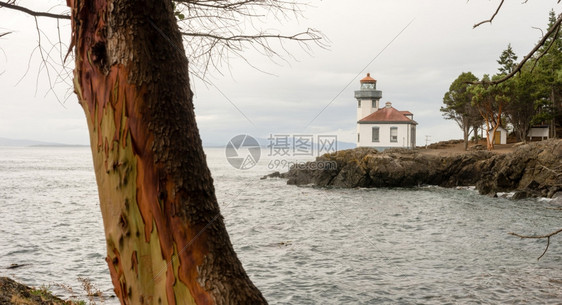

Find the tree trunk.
[
  {"left": 483, "top": 117, "right": 494, "bottom": 151},
  {"left": 67, "top": 0, "right": 267, "bottom": 304},
  {"left": 462, "top": 120, "right": 469, "bottom": 151},
  {"left": 521, "top": 122, "right": 529, "bottom": 144},
  {"left": 551, "top": 88, "right": 557, "bottom": 139}
]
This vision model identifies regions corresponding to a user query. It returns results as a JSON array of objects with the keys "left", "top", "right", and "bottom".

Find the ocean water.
[{"left": 1, "top": 146, "right": 561, "bottom": 304}]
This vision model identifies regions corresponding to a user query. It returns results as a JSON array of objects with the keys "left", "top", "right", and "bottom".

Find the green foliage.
[
  {"left": 442, "top": 72, "right": 479, "bottom": 114},
  {"left": 441, "top": 73, "right": 481, "bottom": 122},
  {"left": 529, "top": 9, "right": 562, "bottom": 135},
  {"left": 171, "top": 2, "right": 185, "bottom": 20},
  {"left": 441, "top": 72, "right": 484, "bottom": 148},
  {"left": 445, "top": 10, "right": 562, "bottom": 143},
  {"left": 30, "top": 285, "right": 52, "bottom": 297},
  {"left": 468, "top": 74, "right": 514, "bottom": 149},
  {"left": 497, "top": 44, "right": 518, "bottom": 75}
]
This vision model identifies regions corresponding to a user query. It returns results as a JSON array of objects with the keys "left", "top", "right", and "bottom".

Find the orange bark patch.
[
  {"left": 131, "top": 251, "right": 138, "bottom": 277},
  {"left": 106, "top": 248, "right": 127, "bottom": 304}
]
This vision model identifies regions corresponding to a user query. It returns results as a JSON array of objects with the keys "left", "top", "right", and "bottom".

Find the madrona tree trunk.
[
  {"left": 67, "top": 0, "right": 267, "bottom": 304},
  {"left": 462, "top": 117, "right": 469, "bottom": 151}
]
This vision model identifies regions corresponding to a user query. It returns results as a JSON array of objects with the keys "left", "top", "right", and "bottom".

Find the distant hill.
[
  {"left": 204, "top": 136, "right": 356, "bottom": 151},
  {"left": 0, "top": 137, "right": 88, "bottom": 147}
]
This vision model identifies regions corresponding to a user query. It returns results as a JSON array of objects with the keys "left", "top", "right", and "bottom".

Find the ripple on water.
[{"left": 2, "top": 147, "right": 562, "bottom": 304}]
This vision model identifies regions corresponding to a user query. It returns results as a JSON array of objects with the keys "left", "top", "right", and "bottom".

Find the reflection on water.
[{"left": 0, "top": 147, "right": 561, "bottom": 304}]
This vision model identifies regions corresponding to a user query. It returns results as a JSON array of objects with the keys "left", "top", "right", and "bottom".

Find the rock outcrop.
[
  {"left": 277, "top": 139, "right": 561, "bottom": 198},
  {"left": 0, "top": 277, "right": 67, "bottom": 305}
]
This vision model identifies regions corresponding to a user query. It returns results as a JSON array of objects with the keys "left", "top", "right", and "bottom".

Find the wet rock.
[
  {"left": 261, "top": 171, "right": 283, "bottom": 180},
  {"left": 6, "top": 263, "right": 29, "bottom": 270},
  {"left": 551, "top": 192, "right": 562, "bottom": 205},
  {"left": 512, "top": 190, "right": 532, "bottom": 200},
  {"left": 281, "top": 139, "right": 562, "bottom": 198}
]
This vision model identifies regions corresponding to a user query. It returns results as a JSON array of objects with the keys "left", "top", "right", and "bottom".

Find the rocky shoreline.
[
  {"left": 269, "top": 139, "right": 561, "bottom": 199},
  {"left": 0, "top": 277, "right": 67, "bottom": 305}
]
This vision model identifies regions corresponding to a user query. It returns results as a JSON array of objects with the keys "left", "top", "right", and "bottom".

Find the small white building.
[
  {"left": 528, "top": 125, "right": 550, "bottom": 141},
  {"left": 355, "top": 73, "right": 417, "bottom": 150},
  {"left": 493, "top": 126, "right": 508, "bottom": 145}
]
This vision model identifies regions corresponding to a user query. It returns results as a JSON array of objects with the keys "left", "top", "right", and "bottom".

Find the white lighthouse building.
[{"left": 355, "top": 73, "right": 417, "bottom": 150}]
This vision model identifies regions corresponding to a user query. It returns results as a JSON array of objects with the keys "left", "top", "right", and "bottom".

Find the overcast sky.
[{"left": 0, "top": 1, "right": 559, "bottom": 146}]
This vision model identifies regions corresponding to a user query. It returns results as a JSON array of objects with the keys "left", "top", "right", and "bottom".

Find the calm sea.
[{"left": 1, "top": 146, "right": 561, "bottom": 304}]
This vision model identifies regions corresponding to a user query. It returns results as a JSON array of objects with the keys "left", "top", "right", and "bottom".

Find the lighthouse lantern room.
[{"left": 355, "top": 73, "right": 383, "bottom": 121}]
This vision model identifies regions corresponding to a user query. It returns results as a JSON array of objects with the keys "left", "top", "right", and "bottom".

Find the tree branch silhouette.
[
  {"left": 0, "top": 1, "right": 70, "bottom": 19},
  {"left": 510, "top": 228, "right": 562, "bottom": 260}
]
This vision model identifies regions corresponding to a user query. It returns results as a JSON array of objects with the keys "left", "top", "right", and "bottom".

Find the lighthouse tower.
[{"left": 355, "top": 73, "right": 382, "bottom": 121}]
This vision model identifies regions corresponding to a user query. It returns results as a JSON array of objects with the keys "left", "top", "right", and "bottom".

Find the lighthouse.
[
  {"left": 355, "top": 73, "right": 417, "bottom": 149},
  {"left": 354, "top": 73, "right": 382, "bottom": 122}
]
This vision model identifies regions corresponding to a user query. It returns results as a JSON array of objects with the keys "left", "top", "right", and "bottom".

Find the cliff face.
[{"left": 282, "top": 139, "right": 561, "bottom": 198}]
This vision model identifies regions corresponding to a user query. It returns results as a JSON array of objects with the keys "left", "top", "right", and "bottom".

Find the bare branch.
[
  {"left": 0, "top": 31, "right": 11, "bottom": 38},
  {"left": 173, "top": 0, "right": 327, "bottom": 79},
  {"left": 1, "top": 0, "right": 326, "bottom": 83},
  {"left": 473, "top": 0, "right": 505, "bottom": 28},
  {"left": 509, "top": 228, "right": 562, "bottom": 260},
  {"left": 0, "top": 1, "right": 70, "bottom": 19},
  {"left": 532, "top": 26, "right": 545, "bottom": 38},
  {"left": 178, "top": 0, "right": 265, "bottom": 10},
  {"left": 531, "top": 23, "right": 561, "bottom": 72},
  {"left": 182, "top": 31, "right": 322, "bottom": 43},
  {"left": 1, "top": 2, "right": 73, "bottom": 106}
]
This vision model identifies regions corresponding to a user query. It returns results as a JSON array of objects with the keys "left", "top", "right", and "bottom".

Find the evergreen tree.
[
  {"left": 534, "top": 9, "right": 562, "bottom": 138},
  {"left": 497, "top": 44, "right": 518, "bottom": 75},
  {"left": 505, "top": 65, "right": 548, "bottom": 142}
]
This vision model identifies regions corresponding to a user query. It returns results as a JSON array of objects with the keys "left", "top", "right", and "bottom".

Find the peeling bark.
[{"left": 67, "top": 0, "right": 267, "bottom": 304}]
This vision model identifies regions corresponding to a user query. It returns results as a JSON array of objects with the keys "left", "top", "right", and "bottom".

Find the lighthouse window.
[
  {"left": 390, "top": 127, "right": 398, "bottom": 142},
  {"left": 358, "top": 100, "right": 361, "bottom": 108},
  {"left": 372, "top": 100, "right": 377, "bottom": 108},
  {"left": 372, "top": 127, "right": 379, "bottom": 142}
]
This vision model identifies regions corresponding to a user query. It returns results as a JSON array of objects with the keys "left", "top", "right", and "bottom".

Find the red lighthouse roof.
[{"left": 360, "top": 73, "right": 376, "bottom": 83}]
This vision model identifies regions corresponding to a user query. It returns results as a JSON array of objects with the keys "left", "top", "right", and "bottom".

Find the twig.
[
  {"left": 473, "top": 0, "right": 505, "bottom": 28},
  {"left": 0, "top": 1, "right": 70, "bottom": 19},
  {"left": 509, "top": 228, "right": 562, "bottom": 260},
  {"left": 532, "top": 26, "right": 545, "bottom": 38}
]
